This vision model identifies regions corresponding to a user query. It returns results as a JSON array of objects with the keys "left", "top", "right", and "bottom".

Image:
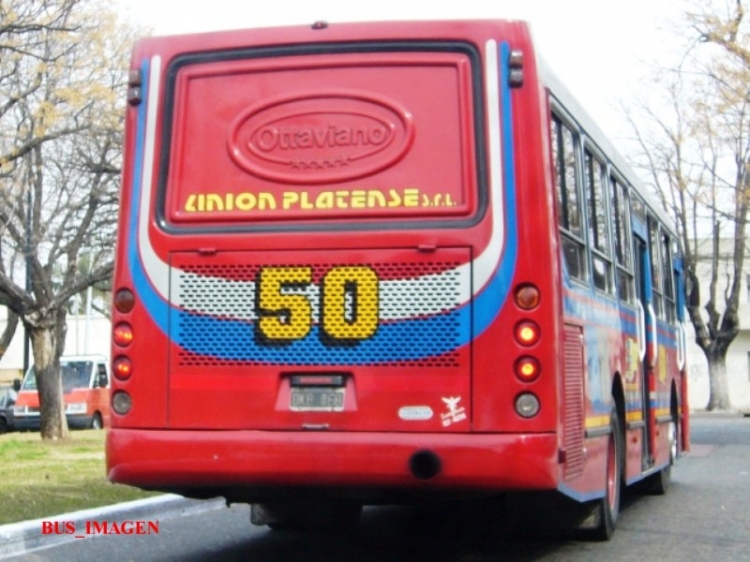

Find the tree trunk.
[
  {"left": 0, "top": 308, "right": 19, "bottom": 361},
  {"left": 706, "top": 351, "right": 732, "bottom": 412},
  {"left": 28, "top": 310, "right": 69, "bottom": 440}
]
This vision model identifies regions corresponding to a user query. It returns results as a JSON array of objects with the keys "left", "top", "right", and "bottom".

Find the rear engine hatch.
[{"left": 167, "top": 247, "right": 472, "bottom": 431}]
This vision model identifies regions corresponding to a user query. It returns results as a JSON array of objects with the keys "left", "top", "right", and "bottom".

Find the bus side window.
[
  {"left": 631, "top": 193, "right": 646, "bottom": 223},
  {"left": 611, "top": 176, "right": 634, "bottom": 302},
  {"left": 551, "top": 113, "right": 587, "bottom": 281},
  {"left": 661, "top": 233, "right": 676, "bottom": 323},
  {"left": 584, "top": 148, "right": 613, "bottom": 294},
  {"left": 648, "top": 216, "right": 664, "bottom": 319}
]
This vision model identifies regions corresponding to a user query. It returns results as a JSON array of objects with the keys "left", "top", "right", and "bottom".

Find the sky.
[{"left": 115, "top": 0, "right": 686, "bottom": 144}]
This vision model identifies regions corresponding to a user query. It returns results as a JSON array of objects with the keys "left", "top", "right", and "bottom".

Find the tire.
[
  {"left": 589, "top": 406, "right": 623, "bottom": 541},
  {"left": 0, "top": 417, "right": 7, "bottom": 434},
  {"left": 90, "top": 412, "right": 103, "bottom": 430}
]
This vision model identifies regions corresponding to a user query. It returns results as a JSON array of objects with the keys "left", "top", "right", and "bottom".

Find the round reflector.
[
  {"left": 112, "top": 391, "right": 132, "bottom": 415},
  {"left": 515, "top": 393, "right": 540, "bottom": 418}
]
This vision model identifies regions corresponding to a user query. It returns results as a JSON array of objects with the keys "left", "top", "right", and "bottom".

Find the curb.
[
  {"left": 690, "top": 409, "right": 748, "bottom": 418},
  {"left": 0, "top": 494, "right": 225, "bottom": 559}
]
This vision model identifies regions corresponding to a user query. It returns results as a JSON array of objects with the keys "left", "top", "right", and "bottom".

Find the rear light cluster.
[
  {"left": 111, "top": 288, "right": 135, "bottom": 416},
  {"left": 513, "top": 284, "right": 541, "bottom": 419}
]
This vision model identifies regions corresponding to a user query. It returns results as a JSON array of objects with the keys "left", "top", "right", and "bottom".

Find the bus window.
[
  {"left": 631, "top": 193, "right": 647, "bottom": 224},
  {"left": 552, "top": 114, "right": 587, "bottom": 281},
  {"left": 662, "top": 233, "right": 676, "bottom": 322},
  {"left": 584, "top": 149, "right": 613, "bottom": 294},
  {"left": 162, "top": 49, "right": 476, "bottom": 227},
  {"left": 649, "top": 216, "right": 664, "bottom": 318},
  {"left": 611, "top": 176, "right": 634, "bottom": 302}
]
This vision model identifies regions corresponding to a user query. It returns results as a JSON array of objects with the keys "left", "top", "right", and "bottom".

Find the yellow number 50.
[
  {"left": 258, "top": 267, "right": 313, "bottom": 340},
  {"left": 321, "top": 266, "right": 379, "bottom": 340},
  {"left": 257, "top": 266, "right": 379, "bottom": 342}
]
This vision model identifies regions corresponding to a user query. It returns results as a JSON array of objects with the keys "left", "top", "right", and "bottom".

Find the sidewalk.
[
  {"left": 690, "top": 408, "right": 749, "bottom": 418},
  {"left": 0, "top": 494, "right": 225, "bottom": 559}
]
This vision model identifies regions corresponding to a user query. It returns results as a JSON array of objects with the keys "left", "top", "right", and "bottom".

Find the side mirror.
[{"left": 97, "top": 373, "right": 109, "bottom": 388}]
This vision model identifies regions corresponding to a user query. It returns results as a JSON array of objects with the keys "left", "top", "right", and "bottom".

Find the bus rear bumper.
[{"left": 107, "top": 429, "right": 559, "bottom": 496}]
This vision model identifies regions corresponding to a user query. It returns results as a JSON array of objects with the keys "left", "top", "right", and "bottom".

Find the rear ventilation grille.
[{"left": 562, "top": 324, "right": 585, "bottom": 480}]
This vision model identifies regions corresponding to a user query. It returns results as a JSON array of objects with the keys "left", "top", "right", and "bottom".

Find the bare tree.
[
  {"left": 627, "top": 0, "right": 750, "bottom": 411},
  {"left": 0, "top": 306, "right": 19, "bottom": 360},
  {"left": 0, "top": 0, "right": 141, "bottom": 438}
]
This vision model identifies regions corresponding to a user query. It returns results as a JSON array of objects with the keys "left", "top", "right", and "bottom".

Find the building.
[{"left": 0, "top": 308, "right": 111, "bottom": 384}]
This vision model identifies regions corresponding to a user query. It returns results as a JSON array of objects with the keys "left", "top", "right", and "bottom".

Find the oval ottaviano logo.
[{"left": 227, "top": 91, "right": 415, "bottom": 184}]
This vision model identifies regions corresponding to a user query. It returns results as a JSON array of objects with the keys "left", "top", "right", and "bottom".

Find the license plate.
[{"left": 290, "top": 387, "right": 345, "bottom": 412}]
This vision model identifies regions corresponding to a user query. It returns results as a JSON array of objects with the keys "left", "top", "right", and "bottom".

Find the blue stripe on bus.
[
  {"left": 171, "top": 308, "right": 470, "bottom": 364},
  {"left": 563, "top": 291, "right": 678, "bottom": 349},
  {"left": 563, "top": 292, "right": 638, "bottom": 337}
]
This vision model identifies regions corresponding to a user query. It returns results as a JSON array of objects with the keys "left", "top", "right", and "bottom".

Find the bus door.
[{"left": 632, "top": 223, "right": 655, "bottom": 470}]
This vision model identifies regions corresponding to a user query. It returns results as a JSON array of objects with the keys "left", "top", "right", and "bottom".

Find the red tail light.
[
  {"left": 113, "top": 356, "right": 133, "bottom": 380},
  {"left": 515, "top": 356, "right": 541, "bottom": 382},
  {"left": 113, "top": 323, "right": 134, "bottom": 346},
  {"left": 514, "top": 284, "right": 540, "bottom": 310},
  {"left": 114, "top": 289, "right": 135, "bottom": 313},
  {"left": 515, "top": 320, "right": 540, "bottom": 346}
]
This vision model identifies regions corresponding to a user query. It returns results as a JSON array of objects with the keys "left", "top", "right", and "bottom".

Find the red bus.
[{"left": 107, "top": 20, "right": 689, "bottom": 538}]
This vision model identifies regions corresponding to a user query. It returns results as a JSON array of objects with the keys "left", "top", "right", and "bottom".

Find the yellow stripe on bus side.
[
  {"left": 584, "top": 416, "right": 611, "bottom": 429},
  {"left": 626, "top": 411, "right": 643, "bottom": 423}
]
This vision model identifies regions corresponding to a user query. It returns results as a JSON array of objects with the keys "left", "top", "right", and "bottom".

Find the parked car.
[
  {"left": 13, "top": 355, "right": 110, "bottom": 431},
  {"left": 0, "top": 384, "right": 17, "bottom": 433}
]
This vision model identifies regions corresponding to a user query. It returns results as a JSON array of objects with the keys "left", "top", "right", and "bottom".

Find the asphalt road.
[{"left": 8, "top": 414, "right": 750, "bottom": 562}]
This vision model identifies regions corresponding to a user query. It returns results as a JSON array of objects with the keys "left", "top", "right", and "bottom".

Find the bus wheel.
[
  {"left": 90, "top": 413, "right": 103, "bottom": 430},
  {"left": 589, "top": 407, "right": 623, "bottom": 541}
]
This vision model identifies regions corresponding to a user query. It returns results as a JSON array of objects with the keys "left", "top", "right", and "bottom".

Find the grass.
[{"left": 0, "top": 430, "right": 159, "bottom": 525}]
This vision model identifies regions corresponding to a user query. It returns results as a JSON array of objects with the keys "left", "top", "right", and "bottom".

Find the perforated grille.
[
  {"left": 171, "top": 258, "right": 469, "bottom": 368},
  {"left": 562, "top": 324, "right": 585, "bottom": 480}
]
